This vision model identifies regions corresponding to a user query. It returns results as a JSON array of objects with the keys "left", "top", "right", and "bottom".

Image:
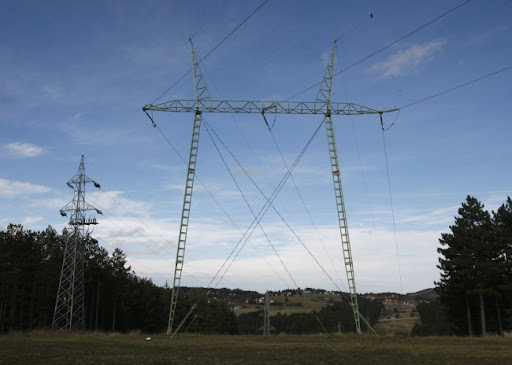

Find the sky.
[{"left": 1, "top": 0, "right": 511, "bottom": 294}]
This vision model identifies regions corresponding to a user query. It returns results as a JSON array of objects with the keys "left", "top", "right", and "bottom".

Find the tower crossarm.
[
  {"left": 143, "top": 100, "right": 397, "bottom": 116},
  {"left": 60, "top": 199, "right": 100, "bottom": 214}
]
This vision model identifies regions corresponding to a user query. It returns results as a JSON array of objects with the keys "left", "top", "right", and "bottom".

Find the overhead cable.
[
  {"left": 150, "top": 118, "right": 290, "bottom": 287},
  {"left": 213, "top": 120, "right": 324, "bottom": 287},
  {"left": 208, "top": 119, "right": 349, "bottom": 294},
  {"left": 399, "top": 64, "right": 512, "bottom": 110},
  {"left": 202, "top": 119, "right": 294, "bottom": 288},
  {"left": 286, "top": 0, "right": 473, "bottom": 101},
  {"left": 379, "top": 115, "right": 404, "bottom": 294},
  {"left": 265, "top": 123, "right": 347, "bottom": 289},
  {"left": 151, "top": 0, "right": 271, "bottom": 104}
]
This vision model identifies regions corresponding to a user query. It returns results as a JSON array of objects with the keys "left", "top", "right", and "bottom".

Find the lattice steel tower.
[
  {"left": 260, "top": 291, "right": 275, "bottom": 335},
  {"left": 53, "top": 155, "right": 102, "bottom": 331},
  {"left": 143, "top": 41, "right": 397, "bottom": 335}
]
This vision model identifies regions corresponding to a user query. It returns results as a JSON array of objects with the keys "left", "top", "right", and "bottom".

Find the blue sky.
[{"left": 1, "top": 0, "right": 511, "bottom": 294}]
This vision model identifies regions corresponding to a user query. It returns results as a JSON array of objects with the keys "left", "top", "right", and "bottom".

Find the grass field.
[{"left": 1, "top": 332, "right": 511, "bottom": 364}]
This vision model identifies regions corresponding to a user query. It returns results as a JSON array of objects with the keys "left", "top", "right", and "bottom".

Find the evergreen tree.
[
  {"left": 436, "top": 196, "right": 501, "bottom": 335},
  {"left": 109, "top": 248, "right": 131, "bottom": 332},
  {"left": 84, "top": 238, "right": 110, "bottom": 330},
  {"left": 411, "top": 301, "right": 451, "bottom": 336},
  {"left": 492, "top": 197, "right": 512, "bottom": 332}
]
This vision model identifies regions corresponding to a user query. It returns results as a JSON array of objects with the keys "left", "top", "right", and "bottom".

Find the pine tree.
[
  {"left": 492, "top": 197, "right": 512, "bottom": 333},
  {"left": 109, "top": 248, "right": 131, "bottom": 332},
  {"left": 436, "top": 196, "right": 496, "bottom": 335}
]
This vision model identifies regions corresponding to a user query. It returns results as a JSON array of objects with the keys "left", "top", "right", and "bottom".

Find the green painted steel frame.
[
  {"left": 148, "top": 41, "right": 395, "bottom": 336},
  {"left": 318, "top": 41, "right": 361, "bottom": 334},
  {"left": 143, "top": 99, "right": 396, "bottom": 115},
  {"left": 166, "top": 40, "right": 211, "bottom": 335}
]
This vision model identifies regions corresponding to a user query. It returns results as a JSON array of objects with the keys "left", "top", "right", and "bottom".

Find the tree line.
[
  {"left": 0, "top": 224, "right": 382, "bottom": 334},
  {"left": 0, "top": 224, "right": 171, "bottom": 333},
  {"left": 413, "top": 196, "right": 512, "bottom": 336}
]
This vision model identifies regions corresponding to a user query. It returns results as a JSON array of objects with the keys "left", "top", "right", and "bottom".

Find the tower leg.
[
  {"left": 317, "top": 41, "right": 361, "bottom": 334},
  {"left": 324, "top": 116, "right": 361, "bottom": 334},
  {"left": 167, "top": 111, "right": 202, "bottom": 335},
  {"left": 53, "top": 229, "right": 85, "bottom": 330}
]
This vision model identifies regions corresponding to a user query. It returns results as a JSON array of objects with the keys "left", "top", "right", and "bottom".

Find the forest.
[{"left": 0, "top": 223, "right": 382, "bottom": 334}]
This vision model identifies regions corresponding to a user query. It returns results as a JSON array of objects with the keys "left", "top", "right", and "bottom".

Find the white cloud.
[
  {"left": 468, "top": 25, "right": 509, "bottom": 45},
  {"left": 398, "top": 205, "right": 459, "bottom": 226},
  {"left": 21, "top": 216, "right": 44, "bottom": 225},
  {"left": 4, "top": 142, "right": 44, "bottom": 157},
  {"left": 0, "top": 178, "right": 52, "bottom": 197},
  {"left": 123, "top": 221, "right": 442, "bottom": 293},
  {"left": 41, "top": 84, "right": 65, "bottom": 100},
  {"left": 23, "top": 183, "right": 444, "bottom": 293},
  {"left": 76, "top": 190, "right": 512, "bottom": 294},
  {"left": 370, "top": 40, "right": 447, "bottom": 78}
]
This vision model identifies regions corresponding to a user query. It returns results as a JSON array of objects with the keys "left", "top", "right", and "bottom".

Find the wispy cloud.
[
  {"left": 87, "top": 190, "right": 151, "bottom": 218},
  {"left": 468, "top": 25, "right": 509, "bottom": 45},
  {"left": 370, "top": 40, "right": 447, "bottom": 78},
  {"left": 4, "top": 142, "right": 44, "bottom": 157},
  {"left": 41, "top": 84, "right": 65, "bottom": 100},
  {"left": 21, "top": 216, "right": 44, "bottom": 225},
  {"left": 0, "top": 178, "right": 52, "bottom": 197}
]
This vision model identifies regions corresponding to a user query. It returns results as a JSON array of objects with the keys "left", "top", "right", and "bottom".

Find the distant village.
[{"left": 198, "top": 287, "right": 437, "bottom": 310}]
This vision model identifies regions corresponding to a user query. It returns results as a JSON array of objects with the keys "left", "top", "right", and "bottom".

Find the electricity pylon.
[
  {"left": 53, "top": 155, "right": 102, "bottom": 331},
  {"left": 259, "top": 291, "right": 275, "bottom": 335},
  {"left": 143, "top": 41, "right": 396, "bottom": 335}
]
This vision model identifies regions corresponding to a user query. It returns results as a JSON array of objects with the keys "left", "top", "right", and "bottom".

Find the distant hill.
[
  {"left": 404, "top": 288, "right": 438, "bottom": 302},
  {"left": 179, "top": 286, "right": 438, "bottom": 310}
]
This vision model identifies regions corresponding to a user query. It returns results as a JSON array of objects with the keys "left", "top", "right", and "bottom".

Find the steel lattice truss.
[
  {"left": 52, "top": 155, "right": 102, "bottom": 331},
  {"left": 143, "top": 99, "right": 393, "bottom": 116},
  {"left": 145, "top": 40, "right": 397, "bottom": 336}
]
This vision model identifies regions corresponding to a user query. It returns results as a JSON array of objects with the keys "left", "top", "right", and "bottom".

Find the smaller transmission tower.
[
  {"left": 53, "top": 155, "right": 102, "bottom": 331},
  {"left": 260, "top": 291, "right": 275, "bottom": 335}
]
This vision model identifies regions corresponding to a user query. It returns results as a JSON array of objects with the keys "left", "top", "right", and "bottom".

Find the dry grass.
[
  {"left": 1, "top": 331, "right": 512, "bottom": 364},
  {"left": 373, "top": 317, "right": 419, "bottom": 336}
]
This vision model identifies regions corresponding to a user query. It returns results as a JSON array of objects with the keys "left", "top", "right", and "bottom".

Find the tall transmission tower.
[
  {"left": 143, "top": 41, "right": 396, "bottom": 335},
  {"left": 52, "top": 155, "right": 102, "bottom": 331}
]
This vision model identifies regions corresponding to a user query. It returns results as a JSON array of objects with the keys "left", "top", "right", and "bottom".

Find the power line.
[
  {"left": 206, "top": 118, "right": 350, "bottom": 295},
  {"left": 380, "top": 116, "right": 404, "bottom": 294},
  {"left": 399, "top": 64, "right": 512, "bottom": 110},
  {"left": 373, "top": 64, "right": 512, "bottom": 280},
  {"left": 92, "top": 189, "right": 173, "bottom": 256},
  {"left": 381, "top": 109, "right": 400, "bottom": 131},
  {"left": 151, "top": 0, "right": 271, "bottom": 104},
  {"left": 95, "top": 212, "right": 170, "bottom": 264},
  {"left": 150, "top": 117, "right": 292, "bottom": 288},
  {"left": 203, "top": 118, "right": 314, "bottom": 289},
  {"left": 286, "top": 0, "right": 473, "bottom": 101},
  {"left": 152, "top": 121, "right": 252, "bottom": 236},
  {"left": 95, "top": 236, "right": 181, "bottom": 287},
  {"left": 213, "top": 119, "right": 324, "bottom": 287},
  {"left": 202, "top": 119, "right": 294, "bottom": 288},
  {"left": 197, "top": 42, "right": 342, "bottom": 291},
  {"left": 92, "top": 202, "right": 236, "bottom": 287},
  {"left": 80, "top": 158, "right": 241, "bottom": 287},
  {"left": 196, "top": 0, "right": 270, "bottom": 70},
  {"left": 265, "top": 122, "right": 347, "bottom": 290}
]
